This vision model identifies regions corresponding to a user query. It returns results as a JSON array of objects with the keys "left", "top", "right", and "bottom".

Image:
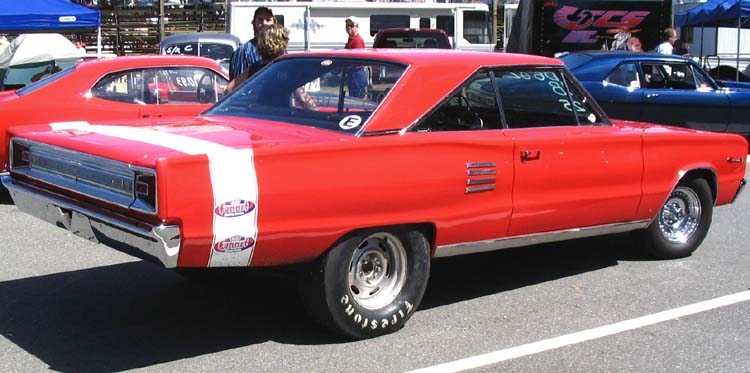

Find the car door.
[
  {"left": 491, "top": 68, "right": 644, "bottom": 237},
  {"left": 409, "top": 71, "right": 515, "bottom": 244},
  {"left": 639, "top": 61, "right": 730, "bottom": 132},
  {"left": 138, "top": 67, "right": 228, "bottom": 119},
  {"left": 586, "top": 62, "right": 645, "bottom": 122}
]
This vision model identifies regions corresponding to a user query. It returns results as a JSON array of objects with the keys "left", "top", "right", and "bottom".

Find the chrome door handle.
[{"left": 521, "top": 150, "right": 541, "bottom": 163}]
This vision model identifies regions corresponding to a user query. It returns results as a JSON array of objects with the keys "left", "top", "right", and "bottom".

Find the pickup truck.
[{"left": 372, "top": 28, "right": 452, "bottom": 49}]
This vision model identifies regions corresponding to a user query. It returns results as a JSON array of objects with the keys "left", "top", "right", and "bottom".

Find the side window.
[
  {"left": 436, "top": 16, "right": 454, "bottom": 37},
  {"left": 156, "top": 67, "right": 228, "bottom": 105},
  {"left": 494, "top": 69, "right": 587, "bottom": 128},
  {"left": 692, "top": 65, "right": 715, "bottom": 90},
  {"left": 463, "top": 11, "right": 491, "bottom": 44},
  {"left": 642, "top": 63, "right": 667, "bottom": 89},
  {"left": 664, "top": 63, "right": 696, "bottom": 89},
  {"left": 196, "top": 70, "right": 229, "bottom": 104},
  {"left": 415, "top": 72, "right": 500, "bottom": 132},
  {"left": 91, "top": 69, "right": 147, "bottom": 104},
  {"left": 605, "top": 63, "right": 640, "bottom": 88},
  {"left": 419, "top": 17, "right": 431, "bottom": 29},
  {"left": 642, "top": 63, "right": 697, "bottom": 90}
]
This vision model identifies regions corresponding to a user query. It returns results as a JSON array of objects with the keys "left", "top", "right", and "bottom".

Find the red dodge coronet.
[
  {"left": 2, "top": 50, "right": 747, "bottom": 339},
  {"left": 0, "top": 55, "right": 228, "bottom": 170}
]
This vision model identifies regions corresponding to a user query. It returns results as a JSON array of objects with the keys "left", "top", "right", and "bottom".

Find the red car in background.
[{"left": 0, "top": 55, "right": 228, "bottom": 170}]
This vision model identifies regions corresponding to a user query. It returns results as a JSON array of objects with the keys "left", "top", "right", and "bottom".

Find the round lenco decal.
[
  {"left": 339, "top": 115, "right": 362, "bottom": 130},
  {"left": 213, "top": 235, "right": 255, "bottom": 253}
]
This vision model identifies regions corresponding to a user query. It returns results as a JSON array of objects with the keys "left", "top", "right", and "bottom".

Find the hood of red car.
[{"left": 7, "top": 116, "right": 352, "bottom": 168}]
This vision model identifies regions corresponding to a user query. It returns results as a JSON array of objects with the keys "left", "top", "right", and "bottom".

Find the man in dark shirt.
[{"left": 229, "top": 6, "right": 276, "bottom": 80}]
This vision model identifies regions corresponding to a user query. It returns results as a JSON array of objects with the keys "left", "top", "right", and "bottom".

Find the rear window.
[
  {"left": 559, "top": 53, "right": 593, "bottom": 70},
  {"left": 374, "top": 31, "right": 450, "bottom": 49},
  {"left": 16, "top": 65, "right": 76, "bottom": 96},
  {"left": 207, "top": 57, "right": 408, "bottom": 135},
  {"left": 163, "top": 42, "right": 235, "bottom": 61}
]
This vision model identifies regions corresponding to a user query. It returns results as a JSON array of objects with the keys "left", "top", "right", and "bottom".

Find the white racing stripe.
[
  {"left": 408, "top": 290, "right": 750, "bottom": 373},
  {"left": 49, "top": 121, "right": 259, "bottom": 267}
]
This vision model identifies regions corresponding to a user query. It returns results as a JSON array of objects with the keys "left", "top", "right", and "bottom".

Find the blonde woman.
[
  {"left": 226, "top": 24, "right": 316, "bottom": 110},
  {"left": 226, "top": 23, "right": 289, "bottom": 93}
]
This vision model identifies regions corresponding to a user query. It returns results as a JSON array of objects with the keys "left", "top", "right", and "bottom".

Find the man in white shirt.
[{"left": 655, "top": 28, "right": 677, "bottom": 54}]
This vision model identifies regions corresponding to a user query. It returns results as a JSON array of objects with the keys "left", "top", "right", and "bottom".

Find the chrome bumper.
[
  {"left": 1, "top": 175, "right": 181, "bottom": 268},
  {"left": 732, "top": 178, "right": 747, "bottom": 204}
]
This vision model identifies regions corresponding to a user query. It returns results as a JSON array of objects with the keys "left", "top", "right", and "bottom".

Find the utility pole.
[{"left": 158, "top": 0, "right": 165, "bottom": 43}]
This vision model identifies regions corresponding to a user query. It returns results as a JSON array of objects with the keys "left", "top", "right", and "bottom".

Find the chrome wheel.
[
  {"left": 658, "top": 186, "right": 702, "bottom": 244},
  {"left": 347, "top": 232, "right": 407, "bottom": 310}
]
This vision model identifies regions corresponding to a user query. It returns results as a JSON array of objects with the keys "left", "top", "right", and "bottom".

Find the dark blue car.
[{"left": 561, "top": 51, "right": 750, "bottom": 140}]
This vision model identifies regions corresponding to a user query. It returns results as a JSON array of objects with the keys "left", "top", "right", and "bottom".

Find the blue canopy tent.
[
  {"left": 674, "top": 0, "right": 750, "bottom": 80},
  {"left": 0, "top": 0, "right": 102, "bottom": 55}
]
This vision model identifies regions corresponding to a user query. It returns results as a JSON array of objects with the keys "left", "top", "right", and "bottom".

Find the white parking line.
[{"left": 408, "top": 290, "right": 750, "bottom": 373}]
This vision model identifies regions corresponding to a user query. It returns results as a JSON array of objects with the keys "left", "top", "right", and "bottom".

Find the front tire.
[
  {"left": 300, "top": 227, "right": 431, "bottom": 339},
  {"left": 636, "top": 178, "right": 713, "bottom": 259}
]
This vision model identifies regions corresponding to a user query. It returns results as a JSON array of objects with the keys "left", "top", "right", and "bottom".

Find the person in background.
[
  {"left": 226, "top": 24, "right": 289, "bottom": 93},
  {"left": 0, "top": 36, "right": 9, "bottom": 54},
  {"left": 626, "top": 36, "right": 643, "bottom": 52},
  {"left": 74, "top": 41, "right": 87, "bottom": 54},
  {"left": 655, "top": 28, "right": 678, "bottom": 55},
  {"left": 344, "top": 16, "right": 367, "bottom": 98},
  {"left": 229, "top": 6, "right": 276, "bottom": 80},
  {"left": 225, "top": 24, "right": 317, "bottom": 110},
  {"left": 673, "top": 39, "right": 691, "bottom": 57}
]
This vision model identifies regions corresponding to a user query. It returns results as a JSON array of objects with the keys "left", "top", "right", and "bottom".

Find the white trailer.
[{"left": 226, "top": 1, "right": 494, "bottom": 52}]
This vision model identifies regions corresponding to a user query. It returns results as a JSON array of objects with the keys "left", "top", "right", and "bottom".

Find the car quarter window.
[
  {"left": 92, "top": 67, "right": 227, "bottom": 105},
  {"left": 692, "top": 65, "right": 716, "bottom": 90},
  {"left": 605, "top": 63, "right": 640, "bottom": 88},
  {"left": 493, "top": 68, "right": 603, "bottom": 129},
  {"left": 415, "top": 72, "right": 501, "bottom": 132},
  {"left": 642, "top": 63, "right": 697, "bottom": 90}
]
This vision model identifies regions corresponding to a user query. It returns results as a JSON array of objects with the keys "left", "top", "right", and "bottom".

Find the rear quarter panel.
[{"left": 249, "top": 132, "right": 515, "bottom": 266}]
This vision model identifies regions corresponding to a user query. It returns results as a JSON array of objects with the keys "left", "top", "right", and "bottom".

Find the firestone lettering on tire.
[{"left": 340, "top": 294, "right": 414, "bottom": 330}]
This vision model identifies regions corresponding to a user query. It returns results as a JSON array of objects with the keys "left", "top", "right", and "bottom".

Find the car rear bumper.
[{"left": 1, "top": 175, "right": 181, "bottom": 268}]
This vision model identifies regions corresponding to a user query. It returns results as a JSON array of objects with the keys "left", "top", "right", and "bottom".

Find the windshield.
[{"left": 206, "top": 57, "right": 408, "bottom": 134}]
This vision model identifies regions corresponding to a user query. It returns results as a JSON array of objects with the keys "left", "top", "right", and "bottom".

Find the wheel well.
[
  {"left": 681, "top": 169, "right": 717, "bottom": 203},
  {"left": 330, "top": 223, "right": 437, "bottom": 257}
]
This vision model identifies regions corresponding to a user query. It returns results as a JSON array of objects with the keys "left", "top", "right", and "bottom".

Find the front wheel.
[
  {"left": 300, "top": 227, "right": 431, "bottom": 339},
  {"left": 635, "top": 178, "right": 713, "bottom": 259}
]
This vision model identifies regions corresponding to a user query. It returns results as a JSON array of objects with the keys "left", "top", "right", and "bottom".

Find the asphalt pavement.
[{"left": 1, "top": 166, "right": 749, "bottom": 372}]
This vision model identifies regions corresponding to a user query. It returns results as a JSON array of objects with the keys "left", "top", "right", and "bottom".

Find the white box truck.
[{"left": 226, "top": 1, "right": 494, "bottom": 52}]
